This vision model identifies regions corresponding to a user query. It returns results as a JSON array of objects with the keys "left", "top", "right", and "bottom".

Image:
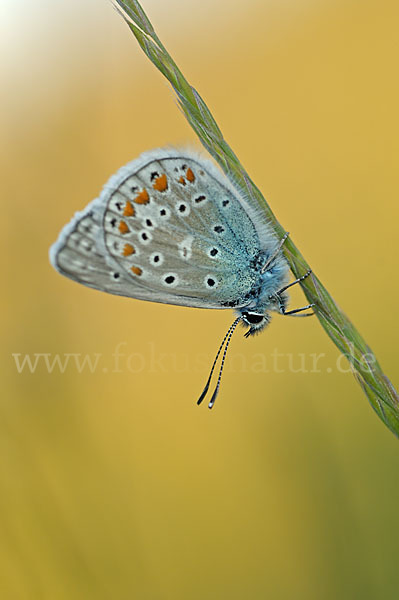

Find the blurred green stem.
[{"left": 111, "top": 0, "right": 398, "bottom": 437}]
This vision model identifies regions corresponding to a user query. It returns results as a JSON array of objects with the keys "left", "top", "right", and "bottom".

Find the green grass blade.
[{"left": 111, "top": 0, "right": 399, "bottom": 437}]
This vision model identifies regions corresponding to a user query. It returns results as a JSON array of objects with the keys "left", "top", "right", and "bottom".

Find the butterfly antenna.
[
  {"left": 197, "top": 317, "right": 241, "bottom": 406},
  {"left": 207, "top": 317, "right": 241, "bottom": 409}
]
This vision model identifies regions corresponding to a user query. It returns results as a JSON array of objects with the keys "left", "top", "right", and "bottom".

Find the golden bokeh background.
[{"left": 2, "top": 0, "right": 399, "bottom": 597}]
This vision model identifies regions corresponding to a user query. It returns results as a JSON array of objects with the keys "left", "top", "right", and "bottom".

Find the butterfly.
[{"left": 50, "top": 148, "right": 314, "bottom": 407}]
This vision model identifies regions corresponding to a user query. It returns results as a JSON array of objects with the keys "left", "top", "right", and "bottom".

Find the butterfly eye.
[
  {"left": 242, "top": 311, "right": 269, "bottom": 338},
  {"left": 242, "top": 312, "right": 265, "bottom": 325}
]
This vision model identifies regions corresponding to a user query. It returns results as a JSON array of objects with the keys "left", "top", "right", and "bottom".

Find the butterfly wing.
[{"left": 50, "top": 149, "right": 269, "bottom": 309}]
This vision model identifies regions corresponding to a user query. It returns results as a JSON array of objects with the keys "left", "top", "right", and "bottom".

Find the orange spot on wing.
[
  {"left": 186, "top": 167, "right": 195, "bottom": 183},
  {"left": 118, "top": 221, "right": 129, "bottom": 235},
  {"left": 134, "top": 189, "right": 149, "bottom": 204},
  {"left": 152, "top": 173, "right": 168, "bottom": 192},
  {"left": 123, "top": 200, "right": 135, "bottom": 217},
  {"left": 178, "top": 176, "right": 186, "bottom": 186},
  {"left": 131, "top": 266, "right": 142, "bottom": 276},
  {"left": 123, "top": 243, "right": 135, "bottom": 256}
]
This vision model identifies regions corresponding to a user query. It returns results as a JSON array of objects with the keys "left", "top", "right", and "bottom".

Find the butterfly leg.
[
  {"left": 261, "top": 231, "right": 290, "bottom": 273},
  {"left": 277, "top": 269, "right": 312, "bottom": 294},
  {"left": 276, "top": 270, "right": 315, "bottom": 316},
  {"left": 282, "top": 304, "right": 315, "bottom": 317}
]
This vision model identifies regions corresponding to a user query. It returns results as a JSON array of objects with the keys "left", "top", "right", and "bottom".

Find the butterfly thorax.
[{"left": 235, "top": 248, "right": 289, "bottom": 336}]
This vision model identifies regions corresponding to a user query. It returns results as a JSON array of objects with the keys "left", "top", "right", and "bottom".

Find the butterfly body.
[{"left": 50, "top": 148, "right": 290, "bottom": 335}]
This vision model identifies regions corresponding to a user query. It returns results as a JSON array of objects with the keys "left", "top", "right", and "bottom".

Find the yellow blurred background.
[{"left": 2, "top": 0, "right": 399, "bottom": 598}]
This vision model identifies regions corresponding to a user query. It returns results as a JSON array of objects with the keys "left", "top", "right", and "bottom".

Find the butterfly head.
[
  {"left": 240, "top": 289, "right": 289, "bottom": 337},
  {"left": 241, "top": 311, "right": 270, "bottom": 337}
]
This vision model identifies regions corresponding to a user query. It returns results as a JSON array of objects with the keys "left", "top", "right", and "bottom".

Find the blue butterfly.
[{"left": 50, "top": 148, "right": 314, "bottom": 407}]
